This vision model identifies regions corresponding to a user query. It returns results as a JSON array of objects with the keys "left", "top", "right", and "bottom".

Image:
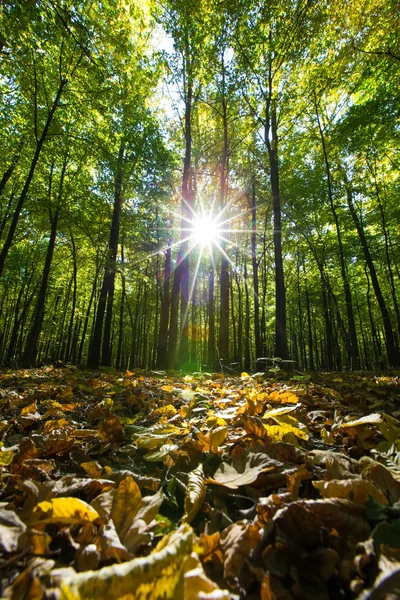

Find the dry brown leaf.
[
  {"left": 360, "top": 456, "right": 400, "bottom": 504},
  {"left": 0, "top": 509, "right": 26, "bottom": 552},
  {"left": 207, "top": 452, "right": 282, "bottom": 489},
  {"left": 302, "top": 499, "right": 371, "bottom": 540},
  {"left": 220, "top": 521, "right": 261, "bottom": 579}
]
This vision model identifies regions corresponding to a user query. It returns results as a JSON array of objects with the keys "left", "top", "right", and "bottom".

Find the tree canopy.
[{"left": 0, "top": 0, "right": 399, "bottom": 371}]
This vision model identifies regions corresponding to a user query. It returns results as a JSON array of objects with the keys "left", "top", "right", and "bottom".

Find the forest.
[
  {"left": 1, "top": 0, "right": 399, "bottom": 373},
  {"left": 1, "top": 3, "right": 400, "bottom": 599}
]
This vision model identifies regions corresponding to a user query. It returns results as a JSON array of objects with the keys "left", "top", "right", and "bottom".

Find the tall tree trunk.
[
  {"left": 368, "top": 158, "right": 400, "bottom": 343},
  {"left": 88, "top": 140, "right": 125, "bottom": 368},
  {"left": 343, "top": 175, "right": 399, "bottom": 367},
  {"left": 250, "top": 178, "right": 261, "bottom": 358},
  {"left": 265, "top": 64, "right": 288, "bottom": 359},
  {"left": 218, "top": 56, "right": 230, "bottom": 365},
  {"left": 314, "top": 96, "right": 359, "bottom": 369},
  {"left": 169, "top": 37, "right": 194, "bottom": 369}
]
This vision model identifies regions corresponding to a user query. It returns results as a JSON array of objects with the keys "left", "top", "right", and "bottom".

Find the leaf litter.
[{"left": 0, "top": 367, "right": 399, "bottom": 599}]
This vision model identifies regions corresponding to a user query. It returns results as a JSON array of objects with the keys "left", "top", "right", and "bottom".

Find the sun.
[{"left": 192, "top": 215, "right": 221, "bottom": 247}]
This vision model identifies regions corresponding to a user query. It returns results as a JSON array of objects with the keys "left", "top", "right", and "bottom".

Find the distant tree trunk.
[
  {"left": 157, "top": 248, "right": 171, "bottom": 369},
  {"left": 230, "top": 276, "right": 237, "bottom": 365},
  {"left": 250, "top": 178, "right": 261, "bottom": 359},
  {"left": 296, "top": 258, "right": 306, "bottom": 370},
  {"left": 22, "top": 208, "right": 60, "bottom": 366},
  {"left": 207, "top": 260, "right": 216, "bottom": 368},
  {"left": 244, "top": 262, "right": 251, "bottom": 371},
  {"left": 65, "top": 231, "right": 77, "bottom": 362},
  {"left": 77, "top": 253, "right": 100, "bottom": 365},
  {"left": 321, "top": 281, "right": 334, "bottom": 371},
  {"left": 116, "top": 241, "right": 126, "bottom": 370},
  {"left": 305, "top": 284, "right": 315, "bottom": 371},
  {"left": 0, "top": 78, "right": 67, "bottom": 278},
  {"left": 343, "top": 175, "right": 399, "bottom": 367},
  {"left": 88, "top": 140, "right": 125, "bottom": 368}
]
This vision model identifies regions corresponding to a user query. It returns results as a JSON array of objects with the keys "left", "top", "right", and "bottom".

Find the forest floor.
[{"left": 0, "top": 366, "right": 399, "bottom": 599}]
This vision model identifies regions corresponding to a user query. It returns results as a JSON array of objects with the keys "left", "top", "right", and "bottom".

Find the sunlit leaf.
[
  {"left": 313, "top": 478, "right": 389, "bottom": 505},
  {"left": 61, "top": 524, "right": 194, "bottom": 600},
  {"left": 30, "top": 498, "right": 100, "bottom": 526},
  {"left": 183, "top": 464, "right": 206, "bottom": 524},
  {"left": 207, "top": 452, "right": 282, "bottom": 489}
]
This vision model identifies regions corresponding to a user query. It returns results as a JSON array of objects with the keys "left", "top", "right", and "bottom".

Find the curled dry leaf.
[{"left": 183, "top": 464, "right": 206, "bottom": 524}]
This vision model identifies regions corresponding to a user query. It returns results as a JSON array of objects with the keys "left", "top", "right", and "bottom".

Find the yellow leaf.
[
  {"left": 153, "top": 404, "right": 177, "bottom": 417},
  {"left": 321, "top": 428, "right": 335, "bottom": 445},
  {"left": 30, "top": 498, "right": 100, "bottom": 526},
  {"left": 313, "top": 479, "right": 389, "bottom": 505},
  {"left": 81, "top": 461, "right": 104, "bottom": 478},
  {"left": 263, "top": 422, "right": 309, "bottom": 442},
  {"left": 209, "top": 426, "right": 228, "bottom": 453},
  {"left": 161, "top": 385, "right": 175, "bottom": 392},
  {"left": 268, "top": 390, "right": 298, "bottom": 404},
  {"left": 183, "top": 553, "right": 231, "bottom": 599},
  {"left": 262, "top": 404, "right": 302, "bottom": 419},
  {"left": 0, "top": 449, "right": 14, "bottom": 466},
  {"left": 183, "top": 465, "right": 206, "bottom": 524},
  {"left": 111, "top": 477, "right": 142, "bottom": 541},
  {"left": 61, "top": 524, "right": 194, "bottom": 600}
]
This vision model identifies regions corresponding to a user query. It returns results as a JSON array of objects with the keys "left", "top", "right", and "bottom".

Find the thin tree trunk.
[
  {"left": 22, "top": 208, "right": 60, "bottom": 366},
  {"left": 65, "top": 231, "right": 77, "bottom": 362},
  {"left": 0, "top": 78, "right": 67, "bottom": 278},
  {"left": 157, "top": 248, "right": 171, "bottom": 369}
]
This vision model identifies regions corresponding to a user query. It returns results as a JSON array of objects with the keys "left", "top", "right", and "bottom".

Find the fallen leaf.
[
  {"left": 207, "top": 452, "right": 282, "bottom": 489},
  {"left": 61, "top": 524, "right": 194, "bottom": 600},
  {"left": 183, "top": 464, "right": 206, "bottom": 524},
  {"left": 30, "top": 498, "right": 100, "bottom": 526}
]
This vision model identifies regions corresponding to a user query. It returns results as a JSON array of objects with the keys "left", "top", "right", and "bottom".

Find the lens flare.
[{"left": 192, "top": 215, "right": 220, "bottom": 247}]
